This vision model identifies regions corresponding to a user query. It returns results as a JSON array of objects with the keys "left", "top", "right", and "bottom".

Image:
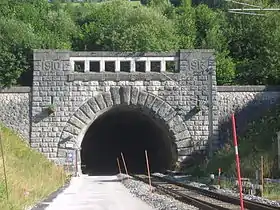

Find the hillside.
[
  {"left": 188, "top": 103, "right": 280, "bottom": 179},
  {"left": 0, "top": 124, "right": 67, "bottom": 210}
]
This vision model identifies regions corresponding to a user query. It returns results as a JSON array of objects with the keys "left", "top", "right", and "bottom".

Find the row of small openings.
[{"left": 74, "top": 61, "right": 177, "bottom": 73}]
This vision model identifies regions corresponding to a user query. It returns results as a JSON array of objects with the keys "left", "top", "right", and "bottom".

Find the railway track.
[{"left": 131, "top": 174, "right": 280, "bottom": 210}]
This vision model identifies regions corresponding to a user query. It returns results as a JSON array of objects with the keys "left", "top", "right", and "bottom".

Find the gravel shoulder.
[{"left": 118, "top": 174, "right": 198, "bottom": 210}]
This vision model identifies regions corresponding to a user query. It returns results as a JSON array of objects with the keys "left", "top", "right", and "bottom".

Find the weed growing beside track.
[
  {"left": 186, "top": 103, "right": 280, "bottom": 200},
  {"left": 0, "top": 124, "right": 67, "bottom": 210}
]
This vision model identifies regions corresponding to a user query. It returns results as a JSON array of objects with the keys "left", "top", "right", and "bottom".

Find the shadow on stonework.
[
  {"left": 218, "top": 87, "right": 280, "bottom": 147},
  {"left": 58, "top": 136, "right": 72, "bottom": 148},
  {"left": 179, "top": 147, "right": 209, "bottom": 170},
  {"left": 180, "top": 86, "right": 280, "bottom": 176},
  {"left": 33, "top": 108, "right": 51, "bottom": 123},
  {"left": 183, "top": 106, "right": 201, "bottom": 121}
]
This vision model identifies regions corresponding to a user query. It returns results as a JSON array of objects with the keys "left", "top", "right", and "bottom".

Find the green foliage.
[
  {"left": 1, "top": 0, "right": 280, "bottom": 86},
  {"left": 0, "top": 18, "right": 36, "bottom": 87},
  {"left": 0, "top": 124, "right": 67, "bottom": 210},
  {"left": 75, "top": 0, "right": 179, "bottom": 51},
  {"left": 226, "top": 12, "right": 280, "bottom": 85},
  {"left": 204, "top": 103, "right": 280, "bottom": 178},
  {"left": 194, "top": 5, "right": 235, "bottom": 84},
  {"left": 0, "top": 0, "right": 76, "bottom": 87}
]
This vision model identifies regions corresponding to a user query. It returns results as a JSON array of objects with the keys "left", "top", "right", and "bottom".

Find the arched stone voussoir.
[
  {"left": 87, "top": 98, "right": 100, "bottom": 113},
  {"left": 157, "top": 102, "right": 173, "bottom": 119},
  {"left": 119, "top": 86, "right": 131, "bottom": 105},
  {"left": 74, "top": 109, "right": 91, "bottom": 125},
  {"left": 168, "top": 115, "right": 187, "bottom": 134},
  {"left": 144, "top": 94, "right": 156, "bottom": 109},
  {"left": 79, "top": 102, "right": 96, "bottom": 120},
  {"left": 174, "top": 130, "right": 191, "bottom": 142},
  {"left": 60, "top": 130, "right": 78, "bottom": 142},
  {"left": 69, "top": 115, "right": 85, "bottom": 130},
  {"left": 63, "top": 123, "right": 81, "bottom": 136},
  {"left": 110, "top": 86, "right": 121, "bottom": 105},
  {"left": 130, "top": 87, "right": 140, "bottom": 105},
  {"left": 151, "top": 97, "right": 165, "bottom": 114},
  {"left": 163, "top": 108, "right": 177, "bottom": 122},
  {"left": 102, "top": 91, "right": 114, "bottom": 107},
  {"left": 176, "top": 137, "right": 193, "bottom": 148},
  {"left": 137, "top": 91, "right": 148, "bottom": 106},
  {"left": 93, "top": 94, "right": 106, "bottom": 110},
  {"left": 57, "top": 88, "right": 190, "bottom": 163}
]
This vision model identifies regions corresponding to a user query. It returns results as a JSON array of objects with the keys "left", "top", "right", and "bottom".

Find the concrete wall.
[{"left": 0, "top": 87, "right": 31, "bottom": 140}]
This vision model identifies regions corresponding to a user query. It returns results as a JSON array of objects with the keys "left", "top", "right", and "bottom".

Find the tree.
[
  {"left": 194, "top": 5, "right": 235, "bottom": 84},
  {"left": 74, "top": 0, "right": 179, "bottom": 51},
  {"left": 0, "top": 18, "right": 37, "bottom": 87},
  {"left": 0, "top": 0, "right": 76, "bottom": 87},
  {"left": 226, "top": 12, "right": 280, "bottom": 85}
]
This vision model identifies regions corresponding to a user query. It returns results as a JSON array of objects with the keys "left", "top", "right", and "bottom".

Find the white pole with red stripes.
[{"left": 231, "top": 113, "right": 244, "bottom": 210}]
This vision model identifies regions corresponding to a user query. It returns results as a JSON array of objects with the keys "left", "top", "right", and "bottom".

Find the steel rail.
[
  {"left": 132, "top": 174, "right": 239, "bottom": 210},
  {"left": 153, "top": 174, "right": 280, "bottom": 210}
]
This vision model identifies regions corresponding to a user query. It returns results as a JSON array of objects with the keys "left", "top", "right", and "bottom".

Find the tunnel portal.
[{"left": 80, "top": 105, "right": 177, "bottom": 175}]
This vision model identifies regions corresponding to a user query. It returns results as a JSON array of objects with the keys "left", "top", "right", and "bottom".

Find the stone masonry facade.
[
  {"left": 217, "top": 86, "right": 280, "bottom": 145},
  {"left": 30, "top": 49, "right": 218, "bottom": 170},
  {"left": 0, "top": 87, "right": 31, "bottom": 140},
  {"left": 1, "top": 84, "right": 280, "bottom": 170},
  {"left": 1, "top": 85, "right": 280, "bottom": 145},
  {"left": 0, "top": 49, "right": 279, "bottom": 171}
]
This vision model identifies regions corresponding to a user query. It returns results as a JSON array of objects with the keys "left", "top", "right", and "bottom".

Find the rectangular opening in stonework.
[
  {"left": 120, "top": 61, "right": 130, "bottom": 72},
  {"left": 166, "top": 61, "right": 178, "bottom": 73},
  {"left": 90, "top": 61, "right": 100, "bottom": 72},
  {"left": 135, "top": 61, "right": 145, "bottom": 72},
  {"left": 74, "top": 61, "right": 85, "bottom": 72},
  {"left": 105, "top": 61, "right": 115, "bottom": 72},
  {"left": 151, "top": 61, "right": 161, "bottom": 72}
]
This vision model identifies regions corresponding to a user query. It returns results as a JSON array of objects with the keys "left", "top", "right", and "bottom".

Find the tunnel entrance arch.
[{"left": 57, "top": 87, "right": 190, "bottom": 175}]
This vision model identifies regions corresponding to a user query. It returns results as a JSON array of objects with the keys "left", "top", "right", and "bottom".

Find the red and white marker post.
[
  {"left": 231, "top": 114, "right": 244, "bottom": 210},
  {"left": 218, "top": 168, "right": 221, "bottom": 186}
]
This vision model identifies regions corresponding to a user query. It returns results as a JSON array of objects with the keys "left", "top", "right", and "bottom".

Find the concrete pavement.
[{"left": 43, "top": 175, "right": 155, "bottom": 210}]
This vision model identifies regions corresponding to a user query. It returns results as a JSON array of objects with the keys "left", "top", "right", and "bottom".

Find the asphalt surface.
[{"left": 37, "top": 175, "right": 155, "bottom": 210}]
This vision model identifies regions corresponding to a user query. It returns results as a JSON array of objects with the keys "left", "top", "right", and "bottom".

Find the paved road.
[{"left": 44, "top": 175, "right": 155, "bottom": 210}]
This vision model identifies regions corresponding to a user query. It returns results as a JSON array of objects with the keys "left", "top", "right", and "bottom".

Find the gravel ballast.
[
  {"left": 118, "top": 174, "right": 198, "bottom": 210},
  {"left": 156, "top": 173, "right": 280, "bottom": 208}
]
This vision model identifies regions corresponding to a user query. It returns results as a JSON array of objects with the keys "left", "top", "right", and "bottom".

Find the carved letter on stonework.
[
  {"left": 34, "top": 61, "right": 42, "bottom": 70},
  {"left": 187, "top": 59, "right": 208, "bottom": 72},
  {"left": 43, "top": 60, "right": 52, "bottom": 71},
  {"left": 53, "top": 61, "right": 61, "bottom": 71}
]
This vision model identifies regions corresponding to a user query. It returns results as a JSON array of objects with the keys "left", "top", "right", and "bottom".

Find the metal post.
[
  {"left": 116, "top": 158, "right": 122, "bottom": 174},
  {"left": 75, "top": 149, "right": 79, "bottom": 177},
  {"left": 120, "top": 152, "right": 129, "bottom": 175},
  {"left": 231, "top": 114, "right": 244, "bottom": 210},
  {"left": 277, "top": 132, "right": 280, "bottom": 170},
  {"left": 261, "top": 156, "right": 264, "bottom": 197},
  {"left": 208, "top": 67, "right": 213, "bottom": 158},
  {"left": 0, "top": 128, "right": 9, "bottom": 201},
  {"left": 145, "top": 150, "right": 152, "bottom": 191}
]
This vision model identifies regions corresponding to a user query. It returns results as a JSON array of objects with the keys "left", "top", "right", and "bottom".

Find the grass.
[
  {"left": 185, "top": 103, "right": 280, "bottom": 200},
  {"left": 264, "top": 183, "right": 280, "bottom": 200},
  {"left": 0, "top": 124, "right": 67, "bottom": 210}
]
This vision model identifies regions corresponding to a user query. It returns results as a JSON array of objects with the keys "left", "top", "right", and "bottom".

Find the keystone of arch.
[{"left": 57, "top": 86, "right": 191, "bottom": 158}]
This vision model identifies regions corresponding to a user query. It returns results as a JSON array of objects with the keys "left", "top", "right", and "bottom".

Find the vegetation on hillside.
[
  {"left": 1, "top": 0, "right": 280, "bottom": 87},
  {"left": 187, "top": 103, "right": 280, "bottom": 179},
  {"left": 0, "top": 124, "right": 67, "bottom": 210}
]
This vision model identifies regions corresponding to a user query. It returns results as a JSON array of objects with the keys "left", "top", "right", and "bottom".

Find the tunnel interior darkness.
[{"left": 80, "top": 105, "right": 178, "bottom": 175}]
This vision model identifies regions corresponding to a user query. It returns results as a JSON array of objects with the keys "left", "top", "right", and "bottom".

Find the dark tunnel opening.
[{"left": 81, "top": 105, "right": 177, "bottom": 175}]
